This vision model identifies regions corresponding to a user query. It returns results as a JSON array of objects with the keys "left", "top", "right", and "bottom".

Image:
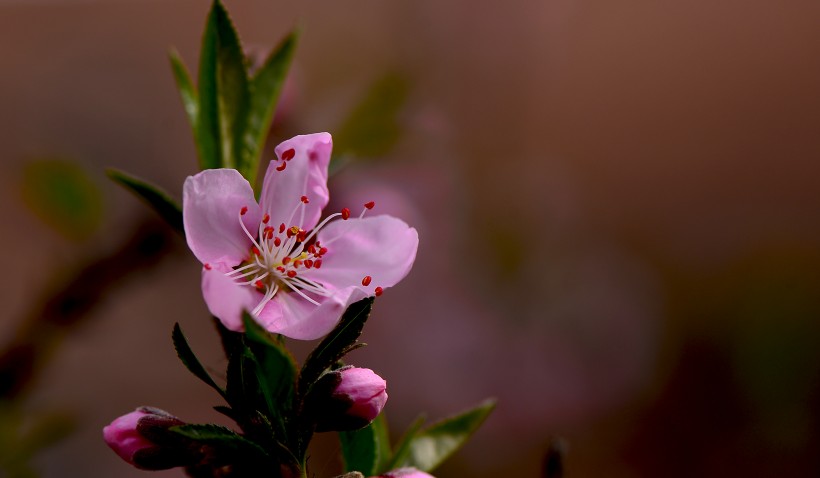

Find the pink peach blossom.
[{"left": 183, "top": 132, "right": 418, "bottom": 339}]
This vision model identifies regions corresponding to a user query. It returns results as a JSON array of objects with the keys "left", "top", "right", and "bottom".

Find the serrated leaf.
[
  {"left": 239, "top": 32, "right": 298, "bottom": 186},
  {"left": 107, "top": 169, "right": 184, "bottom": 234},
  {"left": 382, "top": 414, "right": 425, "bottom": 473},
  {"left": 170, "top": 424, "right": 267, "bottom": 456},
  {"left": 169, "top": 49, "right": 198, "bottom": 131},
  {"left": 339, "top": 414, "right": 389, "bottom": 475},
  {"left": 242, "top": 313, "right": 297, "bottom": 438},
  {"left": 400, "top": 400, "right": 496, "bottom": 472},
  {"left": 298, "top": 297, "right": 375, "bottom": 398},
  {"left": 333, "top": 72, "right": 409, "bottom": 162},
  {"left": 172, "top": 323, "right": 226, "bottom": 399},
  {"left": 22, "top": 158, "right": 103, "bottom": 241}
]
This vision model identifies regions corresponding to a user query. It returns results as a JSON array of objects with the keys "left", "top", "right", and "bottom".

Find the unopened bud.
[
  {"left": 376, "top": 468, "right": 436, "bottom": 478},
  {"left": 312, "top": 367, "right": 388, "bottom": 432},
  {"left": 103, "top": 406, "right": 189, "bottom": 470}
]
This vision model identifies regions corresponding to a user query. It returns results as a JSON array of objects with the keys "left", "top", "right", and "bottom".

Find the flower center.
[{"left": 218, "top": 197, "right": 376, "bottom": 316}]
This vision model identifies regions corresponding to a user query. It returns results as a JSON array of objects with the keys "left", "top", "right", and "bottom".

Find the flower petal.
[
  {"left": 259, "top": 133, "right": 332, "bottom": 232},
  {"left": 201, "top": 264, "right": 261, "bottom": 331},
  {"left": 183, "top": 169, "right": 261, "bottom": 266},
  {"left": 306, "top": 215, "right": 419, "bottom": 294},
  {"left": 257, "top": 286, "right": 368, "bottom": 340}
]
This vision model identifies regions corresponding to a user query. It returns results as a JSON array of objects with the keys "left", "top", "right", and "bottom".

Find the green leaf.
[
  {"left": 169, "top": 49, "right": 198, "bottom": 131},
  {"left": 21, "top": 158, "right": 103, "bottom": 241},
  {"left": 333, "top": 72, "right": 409, "bottom": 162},
  {"left": 170, "top": 423, "right": 268, "bottom": 456},
  {"left": 339, "top": 415, "right": 390, "bottom": 475},
  {"left": 171, "top": 323, "right": 226, "bottom": 399},
  {"left": 239, "top": 31, "right": 298, "bottom": 186},
  {"left": 198, "top": 0, "right": 250, "bottom": 172},
  {"left": 242, "top": 313, "right": 298, "bottom": 438},
  {"left": 106, "top": 169, "right": 184, "bottom": 235},
  {"left": 298, "top": 297, "right": 375, "bottom": 398},
  {"left": 382, "top": 414, "right": 425, "bottom": 473},
  {"left": 399, "top": 400, "right": 496, "bottom": 472}
]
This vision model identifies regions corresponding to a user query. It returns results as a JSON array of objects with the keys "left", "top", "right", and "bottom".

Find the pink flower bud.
[
  {"left": 314, "top": 367, "right": 388, "bottom": 432},
  {"left": 103, "top": 409, "right": 156, "bottom": 466},
  {"left": 376, "top": 468, "right": 436, "bottom": 478},
  {"left": 103, "top": 407, "right": 186, "bottom": 470}
]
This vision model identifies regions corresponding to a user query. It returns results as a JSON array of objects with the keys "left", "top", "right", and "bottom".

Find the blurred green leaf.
[
  {"left": 172, "top": 323, "right": 226, "bottom": 399},
  {"left": 21, "top": 158, "right": 103, "bottom": 241},
  {"left": 339, "top": 415, "right": 390, "bottom": 475},
  {"left": 333, "top": 72, "right": 409, "bottom": 162},
  {"left": 0, "top": 405, "right": 75, "bottom": 478},
  {"left": 382, "top": 414, "right": 425, "bottom": 472},
  {"left": 240, "top": 32, "right": 298, "bottom": 186},
  {"left": 169, "top": 49, "right": 199, "bottom": 132},
  {"left": 298, "top": 298, "right": 375, "bottom": 399},
  {"left": 106, "top": 169, "right": 184, "bottom": 235},
  {"left": 399, "top": 400, "right": 496, "bottom": 472}
]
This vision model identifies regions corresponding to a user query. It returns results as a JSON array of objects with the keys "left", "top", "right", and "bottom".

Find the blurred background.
[{"left": 2, "top": 0, "right": 819, "bottom": 476}]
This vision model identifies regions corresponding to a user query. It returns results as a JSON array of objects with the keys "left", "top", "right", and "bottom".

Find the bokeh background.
[{"left": 2, "top": 0, "right": 819, "bottom": 476}]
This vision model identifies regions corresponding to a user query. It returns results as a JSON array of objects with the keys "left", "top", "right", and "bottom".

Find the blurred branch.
[
  {"left": 0, "top": 218, "right": 179, "bottom": 400},
  {"left": 543, "top": 437, "right": 567, "bottom": 478}
]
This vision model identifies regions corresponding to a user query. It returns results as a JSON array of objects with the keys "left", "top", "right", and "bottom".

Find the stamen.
[
  {"left": 279, "top": 223, "right": 286, "bottom": 233},
  {"left": 314, "top": 259, "right": 322, "bottom": 268},
  {"left": 364, "top": 201, "right": 375, "bottom": 210},
  {"left": 362, "top": 276, "right": 372, "bottom": 286},
  {"left": 240, "top": 206, "right": 248, "bottom": 215},
  {"left": 282, "top": 257, "right": 291, "bottom": 265},
  {"left": 287, "top": 270, "right": 297, "bottom": 278},
  {"left": 375, "top": 287, "right": 383, "bottom": 297},
  {"left": 304, "top": 259, "right": 313, "bottom": 268},
  {"left": 341, "top": 208, "right": 351, "bottom": 220},
  {"left": 204, "top": 263, "right": 212, "bottom": 270},
  {"left": 274, "top": 237, "right": 282, "bottom": 247},
  {"left": 280, "top": 279, "right": 321, "bottom": 306},
  {"left": 262, "top": 214, "right": 270, "bottom": 224},
  {"left": 276, "top": 161, "right": 287, "bottom": 171},
  {"left": 281, "top": 148, "right": 296, "bottom": 161},
  {"left": 301, "top": 195, "right": 309, "bottom": 204}
]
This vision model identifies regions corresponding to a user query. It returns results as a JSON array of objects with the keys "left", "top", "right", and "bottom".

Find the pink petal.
[
  {"left": 257, "top": 286, "right": 368, "bottom": 340},
  {"left": 305, "top": 215, "right": 419, "bottom": 295},
  {"left": 183, "top": 169, "right": 261, "bottom": 266},
  {"left": 259, "top": 133, "right": 332, "bottom": 233},
  {"left": 201, "top": 263, "right": 261, "bottom": 331}
]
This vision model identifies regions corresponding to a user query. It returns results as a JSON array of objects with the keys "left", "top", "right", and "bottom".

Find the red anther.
[
  {"left": 252, "top": 246, "right": 261, "bottom": 256},
  {"left": 281, "top": 148, "right": 295, "bottom": 161},
  {"left": 255, "top": 280, "right": 265, "bottom": 289},
  {"left": 301, "top": 195, "right": 309, "bottom": 204},
  {"left": 304, "top": 259, "right": 314, "bottom": 268},
  {"left": 286, "top": 229, "right": 294, "bottom": 238},
  {"left": 240, "top": 206, "right": 248, "bottom": 215},
  {"left": 314, "top": 259, "right": 322, "bottom": 269},
  {"left": 296, "top": 230, "right": 307, "bottom": 242},
  {"left": 308, "top": 244, "right": 316, "bottom": 254},
  {"left": 287, "top": 270, "right": 297, "bottom": 278},
  {"left": 276, "top": 161, "right": 287, "bottom": 171},
  {"left": 276, "top": 266, "right": 286, "bottom": 272},
  {"left": 267, "top": 230, "right": 275, "bottom": 240},
  {"left": 273, "top": 237, "right": 282, "bottom": 247},
  {"left": 264, "top": 227, "right": 274, "bottom": 239},
  {"left": 279, "top": 223, "right": 286, "bottom": 233},
  {"left": 293, "top": 260, "right": 302, "bottom": 268},
  {"left": 375, "top": 287, "right": 383, "bottom": 297},
  {"left": 341, "top": 207, "right": 351, "bottom": 220},
  {"left": 262, "top": 214, "right": 270, "bottom": 224},
  {"left": 204, "top": 263, "right": 212, "bottom": 270},
  {"left": 319, "top": 247, "right": 328, "bottom": 256},
  {"left": 282, "top": 257, "right": 291, "bottom": 265},
  {"left": 364, "top": 201, "right": 375, "bottom": 210},
  {"left": 362, "top": 275, "right": 372, "bottom": 286},
  {"left": 290, "top": 226, "right": 300, "bottom": 235}
]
